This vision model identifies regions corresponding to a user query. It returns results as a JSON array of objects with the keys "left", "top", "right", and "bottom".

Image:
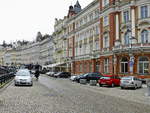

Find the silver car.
[
  {"left": 120, "top": 76, "right": 142, "bottom": 89},
  {"left": 14, "top": 69, "right": 33, "bottom": 86}
]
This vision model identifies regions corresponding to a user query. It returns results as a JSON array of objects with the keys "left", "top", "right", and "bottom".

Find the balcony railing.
[{"left": 113, "top": 43, "right": 150, "bottom": 52}]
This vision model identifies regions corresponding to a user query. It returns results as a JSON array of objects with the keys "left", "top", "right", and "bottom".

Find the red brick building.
[{"left": 66, "top": 0, "right": 150, "bottom": 79}]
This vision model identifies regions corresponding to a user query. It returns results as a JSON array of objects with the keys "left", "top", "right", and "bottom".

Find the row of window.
[
  {"left": 75, "top": 8, "right": 100, "bottom": 29},
  {"left": 103, "top": 29, "right": 149, "bottom": 48},
  {"left": 75, "top": 24, "right": 99, "bottom": 43},
  {"left": 74, "top": 29, "right": 149, "bottom": 55},
  {"left": 76, "top": 56, "right": 149, "bottom": 74},
  {"left": 121, "top": 56, "right": 149, "bottom": 74},
  {"left": 123, "top": 5, "right": 149, "bottom": 23},
  {"left": 103, "top": 5, "right": 149, "bottom": 26},
  {"left": 124, "top": 29, "right": 149, "bottom": 45},
  {"left": 75, "top": 40, "right": 99, "bottom": 56}
]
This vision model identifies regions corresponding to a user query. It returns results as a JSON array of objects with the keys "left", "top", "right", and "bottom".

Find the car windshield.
[
  {"left": 83, "top": 73, "right": 89, "bottom": 76},
  {"left": 16, "top": 70, "right": 30, "bottom": 76},
  {"left": 122, "top": 77, "right": 132, "bottom": 80},
  {"left": 101, "top": 77, "right": 110, "bottom": 79}
]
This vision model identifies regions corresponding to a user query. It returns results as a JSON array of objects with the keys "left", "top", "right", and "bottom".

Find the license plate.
[{"left": 20, "top": 80, "right": 26, "bottom": 82}]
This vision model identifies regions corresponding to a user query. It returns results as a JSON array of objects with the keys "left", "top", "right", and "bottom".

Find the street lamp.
[{"left": 127, "top": 28, "right": 135, "bottom": 75}]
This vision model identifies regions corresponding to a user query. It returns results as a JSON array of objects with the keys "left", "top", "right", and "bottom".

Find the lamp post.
[{"left": 127, "top": 28, "right": 135, "bottom": 75}]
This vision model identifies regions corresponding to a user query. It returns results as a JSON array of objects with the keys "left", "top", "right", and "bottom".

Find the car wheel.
[
  {"left": 134, "top": 85, "right": 137, "bottom": 90},
  {"left": 99, "top": 83, "right": 102, "bottom": 87},
  {"left": 111, "top": 83, "right": 114, "bottom": 87},
  {"left": 121, "top": 86, "right": 124, "bottom": 89}
]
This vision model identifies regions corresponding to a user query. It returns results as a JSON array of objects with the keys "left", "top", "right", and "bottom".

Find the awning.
[{"left": 43, "top": 62, "right": 65, "bottom": 68}]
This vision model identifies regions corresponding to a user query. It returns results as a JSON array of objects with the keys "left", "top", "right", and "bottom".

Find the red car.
[{"left": 98, "top": 75, "right": 120, "bottom": 87}]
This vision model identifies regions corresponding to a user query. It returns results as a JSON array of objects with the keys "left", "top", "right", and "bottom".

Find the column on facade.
[
  {"left": 130, "top": 6, "right": 137, "bottom": 44},
  {"left": 87, "top": 34, "right": 90, "bottom": 54},
  {"left": 131, "top": 6, "right": 135, "bottom": 38},
  {"left": 83, "top": 36, "right": 85, "bottom": 55},
  {"left": 93, "top": 27, "right": 96, "bottom": 51},
  {"left": 115, "top": 12, "right": 120, "bottom": 46},
  {"left": 129, "top": 6, "right": 137, "bottom": 75}
]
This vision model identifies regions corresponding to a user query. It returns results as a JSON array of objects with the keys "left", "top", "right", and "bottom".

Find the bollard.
[
  {"left": 146, "top": 79, "right": 150, "bottom": 96},
  {"left": 89, "top": 80, "right": 97, "bottom": 86},
  {"left": 80, "top": 79, "right": 87, "bottom": 84}
]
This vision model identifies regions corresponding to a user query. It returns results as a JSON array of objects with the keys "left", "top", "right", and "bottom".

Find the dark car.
[
  {"left": 74, "top": 74, "right": 85, "bottom": 83},
  {"left": 55, "top": 72, "right": 71, "bottom": 78},
  {"left": 76, "top": 72, "right": 103, "bottom": 83},
  {"left": 0, "top": 67, "right": 9, "bottom": 75}
]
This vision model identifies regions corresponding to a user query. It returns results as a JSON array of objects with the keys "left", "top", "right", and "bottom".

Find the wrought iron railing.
[{"left": 0, "top": 73, "right": 15, "bottom": 87}]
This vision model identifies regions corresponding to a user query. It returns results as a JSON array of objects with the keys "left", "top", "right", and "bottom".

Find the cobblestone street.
[{"left": 0, "top": 75, "right": 150, "bottom": 113}]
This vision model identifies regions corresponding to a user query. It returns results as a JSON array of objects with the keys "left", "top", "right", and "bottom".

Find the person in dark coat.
[{"left": 35, "top": 63, "right": 40, "bottom": 80}]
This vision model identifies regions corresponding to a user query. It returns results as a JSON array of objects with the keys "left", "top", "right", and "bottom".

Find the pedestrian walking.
[{"left": 35, "top": 63, "right": 40, "bottom": 80}]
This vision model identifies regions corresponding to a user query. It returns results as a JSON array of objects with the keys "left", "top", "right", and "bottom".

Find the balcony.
[
  {"left": 113, "top": 43, "right": 150, "bottom": 53},
  {"left": 102, "top": 47, "right": 110, "bottom": 53},
  {"left": 55, "top": 48, "right": 63, "bottom": 53}
]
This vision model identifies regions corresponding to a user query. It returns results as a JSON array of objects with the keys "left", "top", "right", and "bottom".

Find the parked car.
[
  {"left": 120, "top": 76, "right": 142, "bottom": 89},
  {"left": 77, "top": 72, "right": 103, "bottom": 83},
  {"left": 74, "top": 74, "right": 85, "bottom": 83},
  {"left": 0, "top": 67, "right": 9, "bottom": 75},
  {"left": 54, "top": 72, "right": 71, "bottom": 78},
  {"left": 46, "top": 71, "right": 52, "bottom": 76},
  {"left": 40, "top": 68, "right": 48, "bottom": 74},
  {"left": 70, "top": 75, "right": 77, "bottom": 81},
  {"left": 98, "top": 75, "right": 120, "bottom": 87},
  {"left": 0, "top": 66, "right": 14, "bottom": 76},
  {"left": 14, "top": 69, "right": 33, "bottom": 86}
]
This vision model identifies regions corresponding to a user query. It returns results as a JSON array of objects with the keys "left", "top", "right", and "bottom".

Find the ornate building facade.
[
  {"left": 39, "top": 35, "right": 54, "bottom": 66},
  {"left": 110, "top": 0, "right": 150, "bottom": 78},
  {"left": 1, "top": 0, "right": 150, "bottom": 79},
  {"left": 66, "top": 0, "right": 150, "bottom": 79},
  {"left": 73, "top": 0, "right": 100, "bottom": 74}
]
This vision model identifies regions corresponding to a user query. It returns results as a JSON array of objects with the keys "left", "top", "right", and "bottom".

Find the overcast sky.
[{"left": 0, "top": 0, "right": 94, "bottom": 44}]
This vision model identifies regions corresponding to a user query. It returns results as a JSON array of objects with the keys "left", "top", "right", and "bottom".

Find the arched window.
[
  {"left": 124, "top": 32, "right": 130, "bottom": 45},
  {"left": 141, "top": 30, "right": 148, "bottom": 43},
  {"left": 138, "top": 57, "right": 149, "bottom": 74},
  {"left": 120, "top": 57, "right": 128, "bottom": 73}
]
